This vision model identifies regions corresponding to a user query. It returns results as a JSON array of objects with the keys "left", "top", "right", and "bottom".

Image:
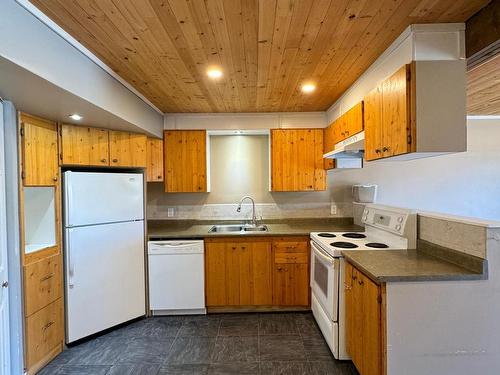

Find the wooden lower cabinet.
[
  {"left": 345, "top": 262, "right": 386, "bottom": 375},
  {"left": 205, "top": 237, "right": 310, "bottom": 310},
  {"left": 25, "top": 298, "right": 64, "bottom": 373}
]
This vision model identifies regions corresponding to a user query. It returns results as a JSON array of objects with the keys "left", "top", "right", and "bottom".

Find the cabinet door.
[
  {"left": 239, "top": 242, "right": 272, "bottom": 306},
  {"left": 109, "top": 130, "right": 147, "bottom": 167},
  {"left": 344, "top": 102, "right": 364, "bottom": 138},
  {"left": 364, "top": 85, "right": 384, "bottom": 161},
  {"left": 60, "top": 124, "right": 109, "bottom": 166},
  {"left": 20, "top": 114, "right": 58, "bottom": 186},
  {"left": 271, "top": 129, "right": 326, "bottom": 192},
  {"left": 272, "top": 239, "right": 309, "bottom": 306},
  {"left": 164, "top": 130, "right": 207, "bottom": 192},
  {"left": 146, "top": 137, "right": 164, "bottom": 182},
  {"left": 345, "top": 262, "right": 355, "bottom": 359},
  {"left": 205, "top": 242, "right": 227, "bottom": 306},
  {"left": 323, "top": 124, "right": 335, "bottom": 170},
  {"left": 382, "top": 64, "right": 411, "bottom": 158}
]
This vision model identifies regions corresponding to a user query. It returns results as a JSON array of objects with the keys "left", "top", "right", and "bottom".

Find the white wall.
[
  {"left": 328, "top": 118, "right": 500, "bottom": 221},
  {"left": 0, "top": 0, "right": 163, "bottom": 136}
]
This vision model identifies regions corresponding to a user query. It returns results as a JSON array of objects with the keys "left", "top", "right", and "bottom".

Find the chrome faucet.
[{"left": 236, "top": 196, "right": 258, "bottom": 226}]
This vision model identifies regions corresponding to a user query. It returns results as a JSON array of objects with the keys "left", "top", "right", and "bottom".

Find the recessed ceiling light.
[
  {"left": 301, "top": 83, "right": 316, "bottom": 93},
  {"left": 69, "top": 114, "right": 83, "bottom": 121},
  {"left": 207, "top": 68, "right": 223, "bottom": 79}
]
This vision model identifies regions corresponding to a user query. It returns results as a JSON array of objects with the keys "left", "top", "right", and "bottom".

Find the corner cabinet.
[
  {"left": 19, "top": 113, "right": 64, "bottom": 375},
  {"left": 271, "top": 129, "right": 326, "bottom": 191},
  {"left": 205, "top": 237, "right": 310, "bottom": 311},
  {"left": 164, "top": 130, "right": 207, "bottom": 193},
  {"left": 345, "top": 261, "right": 386, "bottom": 375}
]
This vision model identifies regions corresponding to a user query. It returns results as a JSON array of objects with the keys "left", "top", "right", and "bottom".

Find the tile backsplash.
[{"left": 147, "top": 202, "right": 353, "bottom": 221}]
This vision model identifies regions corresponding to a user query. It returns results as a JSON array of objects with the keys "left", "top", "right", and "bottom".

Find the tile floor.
[{"left": 39, "top": 312, "right": 359, "bottom": 375}]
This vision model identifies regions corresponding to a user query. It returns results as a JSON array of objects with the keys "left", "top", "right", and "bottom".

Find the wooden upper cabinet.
[
  {"left": 323, "top": 124, "right": 335, "bottom": 170},
  {"left": 271, "top": 129, "right": 326, "bottom": 192},
  {"left": 164, "top": 130, "right": 207, "bottom": 193},
  {"left": 364, "top": 64, "right": 415, "bottom": 161},
  {"left": 343, "top": 102, "right": 364, "bottom": 139},
  {"left": 20, "top": 113, "right": 59, "bottom": 186},
  {"left": 146, "top": 137, "right": 164, "bottom": 182},
  {"left": 109, "top": 130, "right": 147, "bottom": 167},
  {"left": 60, "top": 124, "right": 109, "bottom": 166}
]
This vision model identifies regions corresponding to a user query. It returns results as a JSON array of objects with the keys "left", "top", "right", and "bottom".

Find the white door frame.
[{"left": 0, "top": 99, "right": 11, "bottom": 375}]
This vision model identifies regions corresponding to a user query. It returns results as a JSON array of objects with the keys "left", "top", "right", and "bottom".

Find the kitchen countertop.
[
  {"left": 147, "top": 218, "right": 363, "bottom": 239},
  {"left": 342, "top": 240, "right": 488, "bottom": 284}
]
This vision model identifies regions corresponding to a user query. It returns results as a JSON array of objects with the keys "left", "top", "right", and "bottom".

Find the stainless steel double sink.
[{"left": 208, "top": 224, "right": 268, "bottom": 234}]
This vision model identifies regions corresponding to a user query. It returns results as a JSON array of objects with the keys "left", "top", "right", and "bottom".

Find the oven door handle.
[{"left": 312, "top": 242, "right": 334, "bottom": 266}]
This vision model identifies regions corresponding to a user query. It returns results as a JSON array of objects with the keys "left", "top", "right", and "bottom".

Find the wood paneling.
[
  {"left": 146, "top": 137, "right": 164, "bottom": 182},
  {"left": 345, "top": 262, "right": 386, "bottom": 375},
  {"left": 467, "top": 54, "right": 500, "bottom": 115},
  {"left": 25, "top": 299, "right": 63, "bottom": 371},
  {"left": 271, "top": 129, "right": 326, "bottom": 192},
  {"left": 23, "top": 254, "right": 62, "bottom": 317},
  {"left": 109, "top": 130, "right": 147, "bottom": 167},
  {"left": 20, "top": 113, "right": 58, "bottom": 186},
  {"left": 164, "top": 130, "right": 207, "bottom": 193},
  {"left": 29, "top": 0, "right": 488, "bottom": 113},
  {"left": 465, "top": 0, "right": 500, "bottom": 58},
  {"left": 60, "top": 124, "right": 109, "bottom": 166}
]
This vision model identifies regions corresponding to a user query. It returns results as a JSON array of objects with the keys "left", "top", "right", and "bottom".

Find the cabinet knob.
[
  {"left": 1, "top": 281, "right": 8, "bottom": 288},
  {"left": 101, "top": 158, "right": 107, "bottom": 163},
  {"left": 345, "top": 130, "right": 349, "bottom": 135},
  {"left": 53, "top": 176, "right": 58, "bottom": 182},
  {"left": 382, "top": 146, "right": 390, "bottom": 152},
  {"left": 358, "top": 280, "right": 364, "bottom": 285},
  {"left": 375, "top": 149, "right": 381, "bottom": 154},
  {"left": 112, "top": 159, "right": 118, "bottom": 163}
]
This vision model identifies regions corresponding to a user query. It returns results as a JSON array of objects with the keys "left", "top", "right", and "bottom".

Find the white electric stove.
[{"left": 310, "top": 204, "right": 416, "bottom": 360}]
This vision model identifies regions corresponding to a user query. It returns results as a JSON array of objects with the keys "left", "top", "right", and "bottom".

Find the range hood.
[{"left": 324, "top": 131, "right": 364, "bottom": 159}]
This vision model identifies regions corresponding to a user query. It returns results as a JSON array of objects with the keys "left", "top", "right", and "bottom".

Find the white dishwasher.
[{"left": 148, "top": 240, "right": 206, "bottom": 315}]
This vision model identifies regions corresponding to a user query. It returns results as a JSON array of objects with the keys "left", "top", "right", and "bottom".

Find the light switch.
[{"left": 330, "top": 203, "right": 337, "bottom": 215}]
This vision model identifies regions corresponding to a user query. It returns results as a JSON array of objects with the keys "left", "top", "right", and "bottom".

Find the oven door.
[{"left": 310, "top": 241, "right": 339, "bottom": 322}]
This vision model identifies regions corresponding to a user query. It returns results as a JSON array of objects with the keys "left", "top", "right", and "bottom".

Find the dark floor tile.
[
  {"left": 294, "top": 313, "right": 322, "bottom": 336},
  {"left": 302, "top": 335, "right": 334, "bottom": 361},
  {"left": 38, "top": 365, "right": 110, "bottom": 375},
  {"left": 260, "top": 361, "right": 312, "bottom": 375},
  {"left": 218, "top": 314, "right": 259, "bottom": 336},
  {"left": 159, "top": 364, "right": 209, "bottom": 374},
  {"left": 259, "top": 335, "right": 306, "bottom": 362},
  {"left": 309, "top": 360, "right": 359, "bottom": 375},
  {"left": 259, "top": 313, "right": 298, "bottom": 335},
  {"left": 116, "top": 338, "right": 174, "bottom": 364},
  {"left": 178, "top": 316, "right": 221, "bottom": 337},
  {"left": 167, "top": 338, "right": 216, "bottom": 365},
  {"left": 211, "top": 336, "right": 258, "bottom": 363},
  {"left": 105, "top": 318, "right": 150, "bottom": 338},
  {"left": 140, "top": 317, "right": 184, "bottom": 338},
  {"left": 106, "top": 363, "right": 161, "bottom": 375},
  {"left": 208, "top": 363, "right": 260, "bottom": 375}
]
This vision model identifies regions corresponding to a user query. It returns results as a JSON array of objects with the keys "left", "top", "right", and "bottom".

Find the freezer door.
[
  {"left": 65, "top": 221, "right": 145, "bottom": 343},
  {"left": 64, "top": 171, "right": 144, "bottom": 227}
]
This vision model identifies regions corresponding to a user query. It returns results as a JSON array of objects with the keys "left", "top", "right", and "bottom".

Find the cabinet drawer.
[
  {"left": 26, "top": 299, "right": 63, "bottom": 369},
  {"left": 275, "top": 252, "right": 308, "bottom": 264},
  {"left": 273, "top": 241, "right": 308, "bottom": 254},
  {"left": 24, "top": 254, "right": 62, "bottom": 316}
]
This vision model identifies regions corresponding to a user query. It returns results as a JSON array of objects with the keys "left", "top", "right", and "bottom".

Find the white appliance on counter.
[
  {"left": 310, "top": 204, "right": 416, "bottom": 360},
  {"left": 63, "top": 171, "right": 146, "bottom": 343},
  {"left": 352, "top": 184, "right": 377, "bottom": 203},
  {"left": 148, "top": 240, "right": 206, "bottom": 315}
]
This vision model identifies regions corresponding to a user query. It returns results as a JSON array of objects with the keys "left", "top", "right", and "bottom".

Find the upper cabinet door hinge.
[
  {"left": 407, "top": 135, "right": 412, "bottom": 145},
  {"left": 19, "top": 126, "right": 24, "bottom": 137},
  {"left": 21, "top": 171, "right": 25, "bottom": 180},
  {"left": 377, "top": 295, "right": 382, "bottom": 304}
]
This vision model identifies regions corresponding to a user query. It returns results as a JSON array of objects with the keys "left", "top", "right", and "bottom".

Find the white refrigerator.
[{"left": 63, "top": 171, "right": 146, "bottom": 343}]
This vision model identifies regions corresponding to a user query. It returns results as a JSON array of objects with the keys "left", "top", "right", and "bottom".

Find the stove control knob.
[
  {"left": 397, "top": 216, "right": 404, "bottom": 223},
  {"left": 395, "top": 224, "right": 402, "bottom": 231}
]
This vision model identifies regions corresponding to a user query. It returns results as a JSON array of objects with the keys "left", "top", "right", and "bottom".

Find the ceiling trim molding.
[{"left": 15, "top": 0, "right": 163, "bottom": 115}]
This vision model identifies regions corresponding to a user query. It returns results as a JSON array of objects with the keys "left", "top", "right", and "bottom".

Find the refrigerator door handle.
[{"left": 67, "top": 232, "right": 75, "bottom": 288}]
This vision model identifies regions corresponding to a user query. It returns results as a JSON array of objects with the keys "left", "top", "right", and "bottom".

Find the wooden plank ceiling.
[
  {"left": 467, "top": 54, "right": 500, "bottom": 115},
  {"left": 31, "top": 0, "right": 489, "bottom": 113}
]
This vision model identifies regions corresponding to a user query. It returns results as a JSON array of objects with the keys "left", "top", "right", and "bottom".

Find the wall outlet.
[
  {"left": 330, "top": 203, "right": 337, "bottom": 215},
  {"left": 167, "top": 207, "right": 175, "bottom": 217}
]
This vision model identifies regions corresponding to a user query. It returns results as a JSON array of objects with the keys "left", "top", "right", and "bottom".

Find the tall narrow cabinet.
[{"left": 18, "top": 113, "right": 64, "bottom": 375}]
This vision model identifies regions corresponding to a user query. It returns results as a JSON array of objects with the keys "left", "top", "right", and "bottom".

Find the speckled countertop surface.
[
  {"left": 343, "top": 240, "right": 487, "bottom": 284},
  {"left": 147, "top": 218, "right": 363, "bottom": 239}
]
